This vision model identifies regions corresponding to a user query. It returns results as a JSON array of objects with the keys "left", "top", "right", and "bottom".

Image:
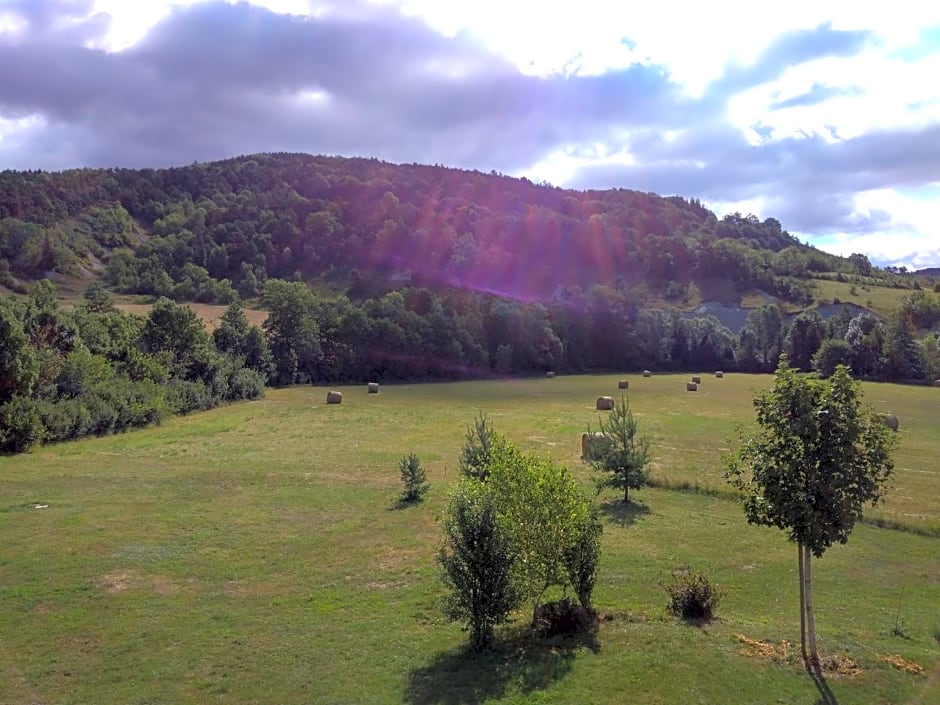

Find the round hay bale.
[
  {"left": 691, "top": 375, "right": 702, "bottom": 384},
  {"left": 618, "top": 379, "right": 629, "bottom": 390},
  {"left": 581, "top": 432, "right": 612, "bottom": 459},
  {"left": 546, "top": 371, "right": 555, "bottom": 378},
  {"left": 686, "top": 382, "right": 698, "bottom": 392},
  {"left": 642, "top": 370, "right": 652, "bottom": 378},
  {"left": 367, "top": 382, "right": 379, "bottom": 394},
  {"left": 596, "top": 396, "right": 614, "bottom": 411},
  {"left": 326, "top": 390, "right": 343, "bottom": 404},
  {"left": 934, "top": 379, "right": 940, "bottom": 387},
  {"left": 715, "top": 371, "right": 724, "bottom": 378},
  {"left": 878, "top": 413, "right": 899, "bottom": 432}
]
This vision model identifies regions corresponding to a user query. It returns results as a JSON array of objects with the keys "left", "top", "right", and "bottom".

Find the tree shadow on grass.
[
  {"left": 597, "top": 499, "right": 650, "bottom": 528},
  {"left": 809, "top": 663, "right": 839, "bottom": 705},
  {"left": 405, "top": 626, "right": 598, "bottom": 705}
]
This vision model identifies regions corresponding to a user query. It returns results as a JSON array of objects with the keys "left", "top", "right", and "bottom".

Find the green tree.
[
  {"left": 587, "top": 395, "right": 651, "bottom": 503},
  {"left": 439, "top": 481, "right": 522, "bottom": 650},
  {"left": 812, "top": 338, "right": 852, "bottom": 378},
  {"left": 882, "top": 313, "right": 925, "bottom": 381},
  {"left": 725, "top": 360, "right": 896, "bottom": 670},
  {"left": 0, "top": 300, "right": 39, "bottom": 403},
  {"left": 399, "top": 453, "right": 429, "bottom": 502},
  {"left": 783, "top": 310, "right": 824, "bottom": 372},
  {"left": 563, "top": 505, "right": 602, "bottom": 612},
  {"left": 82, "top": 282, "right": 114, "bottom": 313},
  {"left": 457, "top": 411, "right": 499, "bottom": 481},
  {"left": 486, "top": 441, "right": 593, "bottom": 622},
  {"left": 262, "top": 279, "right": 323, "bottom": 385}
]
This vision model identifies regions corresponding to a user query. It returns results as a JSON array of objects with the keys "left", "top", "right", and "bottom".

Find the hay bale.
[
  {"left": 618, "top": 379, "right": 629, "bottom": 390},
  {"left": 686, "top": 382, "right": 698, "bottom": 392},
  {"left": 691, "top": 375, "right": 702, "bottom": 384},
  {"left": 596, "top": 396, "right": 614, "bottom": 411},
  {"left": 367, "top": 382, "right": 379, "bottom": 394},
  {"left": 546, "top": 371, "right": 555, "bottom": 378},
  {"left": 642, "top": 370, "right": 652, "bottom": 378},
  {"left": 715, "top": 371, "right": 724, "bottom": 378},
  {"left": 934, "top": 379, "right": 940, "bottom": 387},
  {"left": 326, "top": 391, "right": 343, "bottom": 404},
  {"left": 878, "top": 413, "right": 899, "bottom": 432},
  {"left": 581, "top": 432, "right": 611, "bottom": 459}
]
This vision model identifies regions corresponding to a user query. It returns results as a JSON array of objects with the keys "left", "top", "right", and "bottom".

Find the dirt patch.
[
  {"left": 60, "top": 636, "right": 100, "bottom": 654},
  {"left": 735, "top": 633, "right": 790, "bottom": 661},
  {"left": 819, "top": 653, "right": 861, "bottom": 677},
  {"left": 95, "top": 571, "right": 133, "bottom": 593},
  {"left": 879, "top": 654, "right": 924, "bottom": 674},
  {"left": 94, "top": 570, "right": 177, "bottom": 595}
]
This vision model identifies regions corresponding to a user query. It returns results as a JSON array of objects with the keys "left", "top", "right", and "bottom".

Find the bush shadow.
[
  {"left": 597, "top": 499, "right": 650, "bottom": 528},
  {"left": 405, "top": 625, "right": 598, "bottom": 705}
]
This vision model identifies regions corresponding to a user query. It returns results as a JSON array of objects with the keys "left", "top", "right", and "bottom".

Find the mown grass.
[
  {"left": 810, "top": 278, "right": 915, "bottom": 318},
  {"left": 111, "top": 302, "right": 269, "bottom": 331},
  {"left": 1, "top": 374, "right": 937, "bottom": 704}
]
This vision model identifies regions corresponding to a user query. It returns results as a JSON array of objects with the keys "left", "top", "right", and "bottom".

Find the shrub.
[
  {"left": 0, "top": 396, "right": 45, "bottom": 453},
  {"left": 399, "top": 453, "right": 429, "bottom": 502},
  {"left": 662, "top": 568, "right": 723, "bottom": 620},
  {"left": 533, "top": 598, "right": 594, "bottom": 637}
]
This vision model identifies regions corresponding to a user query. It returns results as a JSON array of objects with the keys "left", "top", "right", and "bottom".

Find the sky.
[{"left": 1, "top": 1, "right": 939, "bottom": 269}]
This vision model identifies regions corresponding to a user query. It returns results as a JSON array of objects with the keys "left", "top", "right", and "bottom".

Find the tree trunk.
[
  {"left": 623, "top": 481, "right": 629, "bottom": 503},
  {"left": 803, "top": 544, "right": 820, "bottom": 670},
  {"left": 798, "top": 542, "right": 808, "bottom": 666}
]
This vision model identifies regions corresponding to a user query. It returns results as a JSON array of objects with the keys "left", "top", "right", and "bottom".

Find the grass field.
[
  {"left": 1, "top": 374, "right": 937, "bottom": 704},
  {"left": 810, "top": 279, "right": 915, "bottom": 319},
  {"left": 111, "top": 302, "right": 269, "bottom": 331}
]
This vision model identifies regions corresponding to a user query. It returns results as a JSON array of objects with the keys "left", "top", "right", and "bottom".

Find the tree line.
[
  {"left": 3, "top": 279, "right": 938, "bottom": 453},
  {"left": 0, "top": 282, "right": 268, "bottom": 454}
]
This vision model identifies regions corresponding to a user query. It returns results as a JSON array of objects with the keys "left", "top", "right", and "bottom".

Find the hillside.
[{"left": 0, "top": 153, "right": 872, "bottom": 305}]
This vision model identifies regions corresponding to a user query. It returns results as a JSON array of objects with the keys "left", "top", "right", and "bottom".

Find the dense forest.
[
  {"left": 1, "top": 153, "right": 939, "bottom": 453},
  {"left": 0, "top": 152, "right": 901, "bottom": 303}
]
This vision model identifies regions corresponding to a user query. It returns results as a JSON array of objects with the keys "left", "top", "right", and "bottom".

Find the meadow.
[{"left": 1, "top": 373, "right": 937, "bottom": 704}]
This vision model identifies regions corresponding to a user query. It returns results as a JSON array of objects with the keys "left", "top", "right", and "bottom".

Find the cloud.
[
  {"left": 0, "top": 0, "right": 938, "bottom": 266},
  {"left": 713, "top": 22, "right": 874, "bottom": 94},
  {"left": 0, "top": 1, "right": 691, "bottom": 172},
  {"left": 768, "top": 82, "right": 864, "bottom": 110}
]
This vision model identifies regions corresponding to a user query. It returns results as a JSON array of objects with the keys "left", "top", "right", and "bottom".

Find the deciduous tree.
[{"left": 725, "top": 359, "right": 896, "bottom": 670}]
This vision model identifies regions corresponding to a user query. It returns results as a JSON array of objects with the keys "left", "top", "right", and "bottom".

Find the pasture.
[{"left": 1, "top": 373, "right": 937, "bottom": 704}]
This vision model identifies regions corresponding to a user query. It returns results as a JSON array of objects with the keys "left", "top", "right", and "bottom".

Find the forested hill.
[{"left": 1, "top": 152, "right": 845, "bottom": 303}]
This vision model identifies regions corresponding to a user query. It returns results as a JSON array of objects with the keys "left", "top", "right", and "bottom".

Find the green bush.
[
  {"left": 662, "top": 568, "right": 723, "bottom": 620},
  {"left": 0, "top": 396, "right": 45, "bottom": 453}
]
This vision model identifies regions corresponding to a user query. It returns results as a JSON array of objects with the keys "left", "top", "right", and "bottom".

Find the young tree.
[
  {"left": 587, "top": 395, "right": 651, "bottom": 503},
  {"left": 725, "top": 359, "right": 896, "bottom": 670},
  {"left": 457, "top": 411, "right": 500, "bottom": 481},
  {"left": 399, "top": 452, "right": 429, "bottom": 502},
  {"left": 486, "top": 442, "right": 593, "bottom": 622},
  {"left": 438, "top": 481, "right": 522, "bottom": 651}
]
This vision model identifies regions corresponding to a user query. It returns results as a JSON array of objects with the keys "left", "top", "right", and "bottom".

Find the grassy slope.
[
  {"left": 111, "top": 302, "right": 269, "bottom": 331},
  {"left": 0, "top": 375, "right": 937, "bottom": 704},
  {"left": 811, "top": 279, "right": 915, "bottom": 318}
]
